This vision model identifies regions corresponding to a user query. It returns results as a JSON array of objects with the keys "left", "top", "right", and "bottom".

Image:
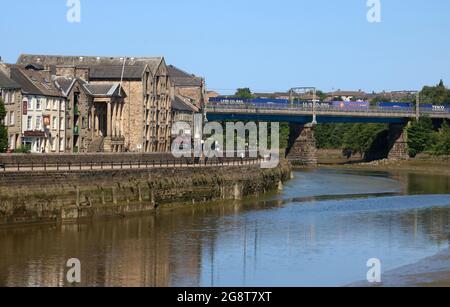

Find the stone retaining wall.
[{"left": 0, "top": 162, "right": 291, "bottom": 226}]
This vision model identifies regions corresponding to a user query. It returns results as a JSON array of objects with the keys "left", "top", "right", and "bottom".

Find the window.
[
  {"left": 46, "top": 99, "right": 51, "bottom": 110},
  {"left": 53, "top": 99, "right": 58, "bottom": 110},
  {"left": 59, "top": 138, "right": 64, "bottom": 152},
  {"left": 36, "top": 99, "right": 41, "bottom": 110},
  {"left": 52, "top": 116, "right": 57, "bottom": 130},
  {"left": 36, "top": 116, "right": 42, "bottom": 130},
  {"left": 60, "top": 100, "right": 64, "bottom": 111},
  {"left": 60, "top": 117, "right": 65, "bottom": 130},
  {"left": 3, "top": 114, "right": 7, "bottom": 126},
  {"left": 11, "top": 92, "right": 15, "bottom": 104},
  {"left": 27, "top": 116, "right": 32, "bottom": 130},
  {"left": 9, "top": 111, "right": 14, "bottom": 126},
  {"left": 52, "top": 137, "right": 57, "bottom": 151},
  {"left": 27, "top": 99, "right": 32, "bottom": 110},
  {"left": 9, "top": 135, "right": 14, "bottom": 149}
]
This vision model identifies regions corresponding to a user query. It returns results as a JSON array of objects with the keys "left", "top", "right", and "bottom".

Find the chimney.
[
  {"left": 43, "top": 64, "right": 52, "bottom": 80},
  {"left": 75, "top": 67, "right": 90, "bottom": 81},
  {"left": 0, "top": 61, "right": 10, "bottom": 76}
]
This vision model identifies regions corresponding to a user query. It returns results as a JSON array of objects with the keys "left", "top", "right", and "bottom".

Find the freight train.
[{"left": 208, "top": 97, "right": 450, "bottom": 113}]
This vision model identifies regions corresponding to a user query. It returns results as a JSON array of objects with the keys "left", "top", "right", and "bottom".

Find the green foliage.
[
  {"left": 316, "top": 90, "right": 327, "bottom": 102},
  {"left": 279, "top": 123, "right": 290, "bottom": 149},
  {"left": 370, "top": 96, "right": 387, "bottom": 105},
  {"left": 342, "top": 124, "right": 388, "bottom": 157},
  {"left": 316, "top": 124, "right": 350, "bottom": 149},
  {"left": 0, "top": 97, "right": 8, "bottom": 153},
  {"left": 13, "top": 145, "right": 31, "bottom": 154},
  {"left": 407, "top": 117, "right": 434, "bottom": 157},
  {"left": 316, "top": 123, "right": 388, "bottom": 157},
  {"left": 431, "top": 121, "right": 450, "bottom": 156},
  {"left": 234, "top": 88, "right": 254, "bottom": 100},
  {"left": 420, "top": 80, "right": 450, "bottom": 105}
]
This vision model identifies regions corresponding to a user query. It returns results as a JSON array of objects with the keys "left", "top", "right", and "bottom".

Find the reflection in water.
[{"left": 0, "top": 169, "right": 449, "bottom": 287}]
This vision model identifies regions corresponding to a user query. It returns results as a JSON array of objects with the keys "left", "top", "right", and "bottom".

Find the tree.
[
  {"left": 316, "top": 90, "right": 327, "bottom": 102},
  {"left": 432, "top": 121, "right": 450, "bottom": 156},
  {"left": 341, "top": 123, "right": 387, "bottom": 158},
  {"left": 0, "top": 97, "right": 8, "bottom": 153},
  {"left": 407, "top": 117, "right": 434, "bottom": 157},
  {"left": 234, "top": 88, "right": 254, "bottom": 100},
  {"left": 420, "top": 80, "right": 450, "bottom": 105}
]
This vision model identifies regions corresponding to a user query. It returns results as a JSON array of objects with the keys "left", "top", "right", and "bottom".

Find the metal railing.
[{"left": 0, "top": 157, "right": 264, "bottom": 173}]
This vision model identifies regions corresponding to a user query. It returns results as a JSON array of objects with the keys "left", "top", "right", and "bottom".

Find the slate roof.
[
  {"left": 167, "top": 65, "right": 203, "bottom": 87},
  {"left": 17, "top": 54, "right": 164, "bottom": 76},
  {"left": 0, "top": 70, "right": 21, "bottom": 89},
  {"left": 53, "top": 76, "right": 77, "bottom": 95},
  {"left": 9, "top": 66, "right": 64, "bottom": 97},
  {"left": 89, "top": 65, "right": 147, "bottom": 80},
  {"left": 172, "top": 95, "right": 199, "bottom": 112},
  {"left": 84, "top": 83, "right": 122, "bottom": 97}
]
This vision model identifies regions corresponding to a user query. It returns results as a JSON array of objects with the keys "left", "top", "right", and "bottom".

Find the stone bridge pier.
[
  {"left": 387, "top": 123, "right": 409, "bottom": 160},
  {"left": 365, "top": 122, "right": 410, "bottom": 161},
  {"left": 286, "top": 123, "right": 318, "bottom": 167}
]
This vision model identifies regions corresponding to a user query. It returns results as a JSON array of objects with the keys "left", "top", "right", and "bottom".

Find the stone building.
[
  {"left": 167, "top": 65, "right": 206, "bottom": 109},
  {"left": 0, "top": 65, "right": 22, "bottom": 151},
  {"left": 167, "top": 65, "right": 206, "bottom": 151},
  {"left": 171, "top": 95, "right": 200, "bottom": 139},
  {"left": 54, "top": 76, "right": 126, "bottom": 153},
  {"left": 17, "top": 55, "right": 173, "bottom": 153},
  {"left": 8, "top": 65, "right": 67, "bottom": 153}
]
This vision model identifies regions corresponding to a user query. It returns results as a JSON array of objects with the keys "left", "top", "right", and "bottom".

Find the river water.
[{"left": 0, "top": 168, "right": 450, "bottom": 287}]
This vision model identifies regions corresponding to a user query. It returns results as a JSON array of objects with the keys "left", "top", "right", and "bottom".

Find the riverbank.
[
  {"left": 0, "top": 161, "right": 292, "bottom": 226},
  {"left": 317, "top": 149, "right": 450, "bottom": 176}
]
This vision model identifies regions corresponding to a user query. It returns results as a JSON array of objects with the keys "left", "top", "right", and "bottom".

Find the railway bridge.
[{"left": 205, "top": 103, "right": 450, "bottom": 166}]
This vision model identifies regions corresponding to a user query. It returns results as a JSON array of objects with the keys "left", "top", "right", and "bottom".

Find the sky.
[{"left": 1, "top": 0, "right": 450, "bottom": 94}]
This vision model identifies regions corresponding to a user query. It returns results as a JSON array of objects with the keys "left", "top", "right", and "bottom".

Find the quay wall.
[{"left": 0, "top": 161, "right": 291, "bottom": 226}]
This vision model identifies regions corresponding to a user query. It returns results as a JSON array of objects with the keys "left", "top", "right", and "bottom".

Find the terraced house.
[
  {"left": 17, "top": 55, "right": 173, "bottom": 153},
  {"left": 0, "top": 64, "right": 22, "bottom": 151},
  {"left": 8, "top": 64, "right": 67, "bottom": 153}
]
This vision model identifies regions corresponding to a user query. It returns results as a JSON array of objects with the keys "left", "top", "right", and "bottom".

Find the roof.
[
  {"left": 168, "top": 65, "right": 203, "bottom": 87},
  {"left": 17, "top": 54, "right": 164, "bottom": 75},
  {"left": 84, "top": 83, "right": 125, "bottom": 98},
  {"left": 53, "top": 75, "right": 125, "bottom": 98},
  {"left": 328, "top": 91, "right": 367, "bottom": 97},
  {"left": 9, "top": 66, "right": 64, "bottom": 97},
  {"left": 53, "top": 76, "right": 77, "bottom": 95},
  {"left": 89, "top": 65, "right": 147, "bottom": 80},
  {"left": 172, "top": 95, "right": 199, "bottom": 112},
  {"left": 0, "top": 70, "right": 21, "bottom": 89}
]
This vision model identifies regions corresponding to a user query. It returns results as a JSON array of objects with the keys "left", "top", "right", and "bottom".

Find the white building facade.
[{"left": 21, "top": 95, "right": 66, "bottom": 153}]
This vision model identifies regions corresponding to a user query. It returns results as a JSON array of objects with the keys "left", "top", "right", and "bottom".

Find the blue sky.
[{"left": 1, "top": 0, "right": 449, "bottom": 94}]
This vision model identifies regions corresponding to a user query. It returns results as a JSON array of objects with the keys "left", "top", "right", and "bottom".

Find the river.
[{"left": 0, "top": 168, "right": 449, "bottom": 287}]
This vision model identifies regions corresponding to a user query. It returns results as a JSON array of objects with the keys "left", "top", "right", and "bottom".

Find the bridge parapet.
[{"left": 206, "top": 104, "right": 450, "bottom": 121}]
